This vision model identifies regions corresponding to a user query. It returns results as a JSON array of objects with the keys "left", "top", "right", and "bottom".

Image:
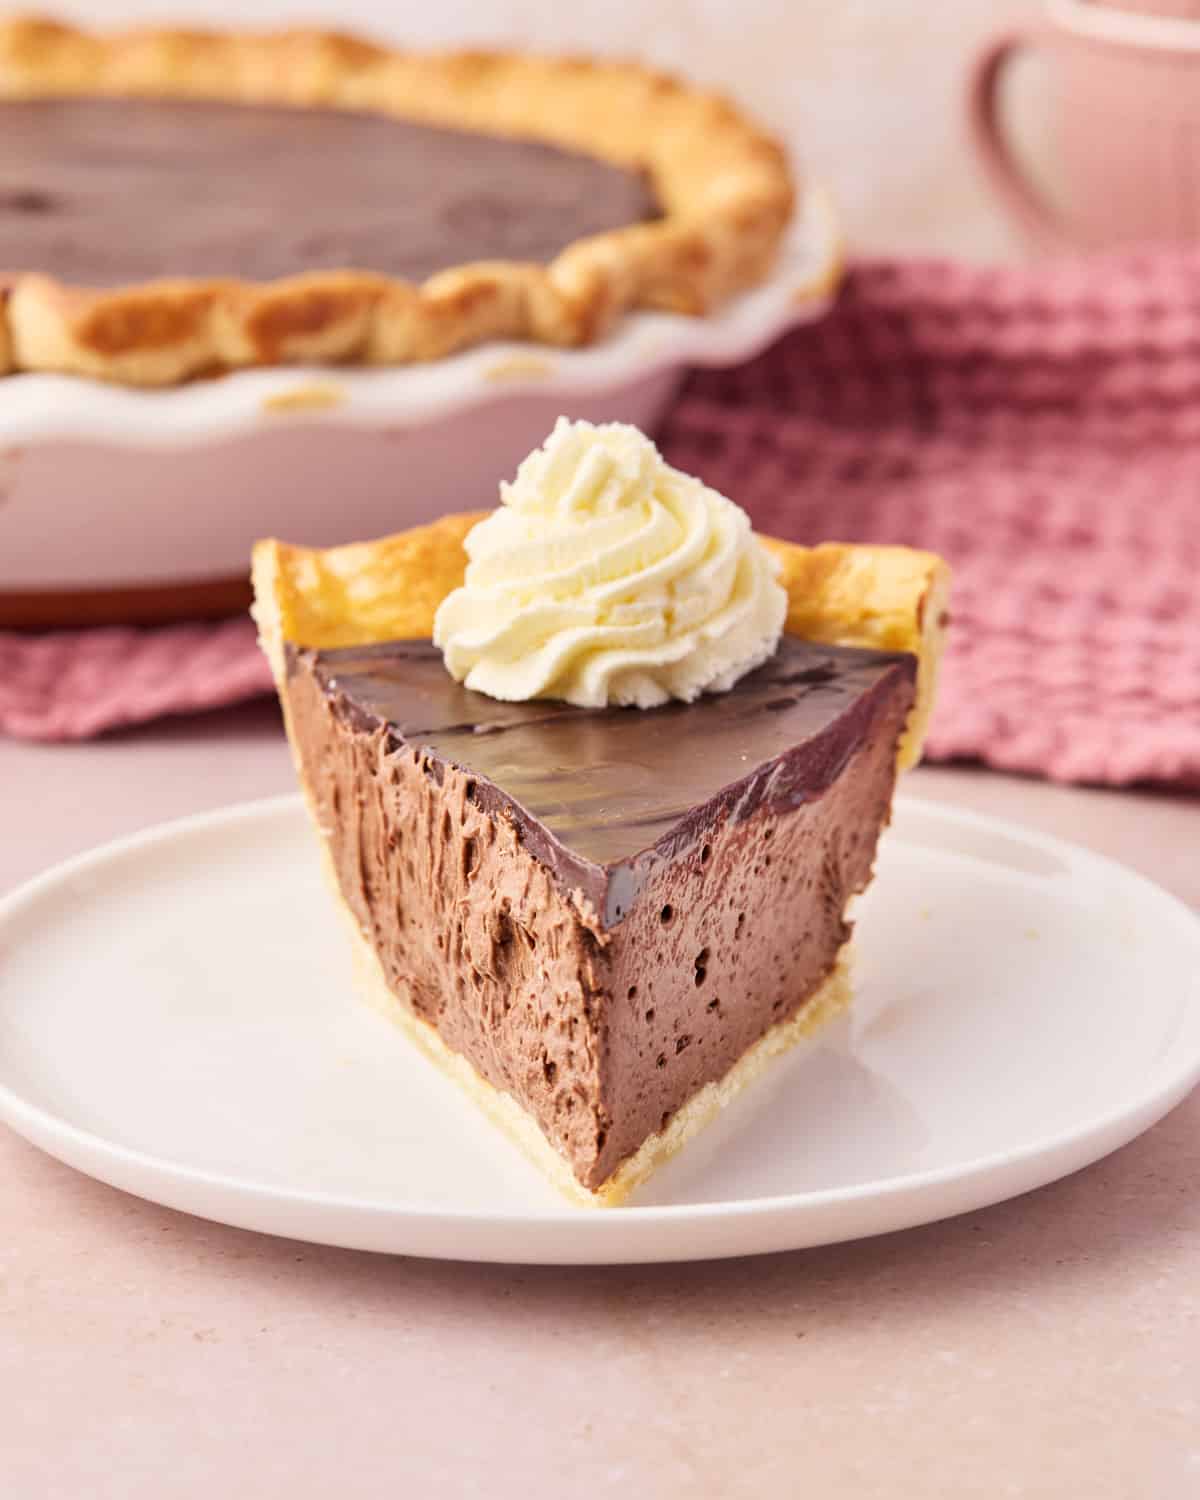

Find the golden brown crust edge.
[
  {"left": 0, "top": 16, "right": 799, "bottom": 386},
  {"left": 251, "top": 513, "right": 950, "bottom": 770}
]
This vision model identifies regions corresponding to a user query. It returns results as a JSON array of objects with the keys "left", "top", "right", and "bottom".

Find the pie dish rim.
[{"left": 0, "top": 220, "right": 841, "bottom": 446}]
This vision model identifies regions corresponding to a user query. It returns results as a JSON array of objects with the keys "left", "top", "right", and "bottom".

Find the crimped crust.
[
  {"left": 251, "top": 512, "right": 950, "bottom": 770},
  {"left": 0, "top": 17, "right": 797, "bottom": 386}
]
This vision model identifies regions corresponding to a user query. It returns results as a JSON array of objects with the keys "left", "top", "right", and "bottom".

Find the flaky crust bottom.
[
  {"left": 251, "top": 512, "right": 950, "bottom": 771},
  {"left": 0, "top": 17, "right": 801, "bottom": 385}
]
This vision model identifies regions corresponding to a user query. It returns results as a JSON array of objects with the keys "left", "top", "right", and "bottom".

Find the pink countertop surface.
[{"left": 2, "top": 703, "right": 1198, "bottom": 1499}]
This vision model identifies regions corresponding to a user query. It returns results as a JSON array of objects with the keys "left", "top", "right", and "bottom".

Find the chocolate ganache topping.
[
  {"left": 290, "top": 635, "right": 916, "bottom": 928},
  {"left": 0, "top": 97, "right": 660, "bottom": 285}
]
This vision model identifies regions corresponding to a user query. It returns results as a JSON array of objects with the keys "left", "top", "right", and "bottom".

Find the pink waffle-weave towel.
[{"left": 2, "top": 252, "right": 1199, "bottom": 787}]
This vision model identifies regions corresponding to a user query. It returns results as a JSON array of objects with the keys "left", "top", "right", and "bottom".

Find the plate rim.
[{"left": 2, "top": 790, "right": 1198, "bottom": 1254}]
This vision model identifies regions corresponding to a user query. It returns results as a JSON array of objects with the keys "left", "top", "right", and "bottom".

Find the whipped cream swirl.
[{"left": 433, "top": 418, "right": 787, "bottom": 709}]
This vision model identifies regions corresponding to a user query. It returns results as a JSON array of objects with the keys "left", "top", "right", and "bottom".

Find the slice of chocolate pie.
[{"left": 253, "top": 422, "right": 949, "bottom": 1204}]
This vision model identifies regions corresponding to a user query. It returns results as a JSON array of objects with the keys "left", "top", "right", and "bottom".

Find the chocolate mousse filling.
[
  {"left": 281, "top": 636, "right": 916, "bottom": 1194},
  {"left": 0, "top": 97, "right": 660, "bottom": 285}
]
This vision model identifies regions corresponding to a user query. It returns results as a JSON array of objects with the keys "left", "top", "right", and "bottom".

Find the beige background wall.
[{"left": 74, "top": 0, "right": 1051, "bottom": 259}]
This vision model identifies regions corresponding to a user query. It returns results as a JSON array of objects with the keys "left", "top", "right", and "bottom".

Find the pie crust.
[
  {"left": 251, "top": 512, "right": 951, "bottom": 771},
  {"left": 0, "top": 17, "right": 797, "bottom": 386}
]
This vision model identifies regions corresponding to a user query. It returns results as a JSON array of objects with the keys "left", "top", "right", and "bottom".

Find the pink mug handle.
[{"left": 968, "top": 27, "right": 1075, "bottom": 251}]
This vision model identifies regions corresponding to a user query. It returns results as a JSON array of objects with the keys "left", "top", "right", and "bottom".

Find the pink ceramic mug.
[{"left": 969, "top": 0, "right": 1200, "bottom": 250}]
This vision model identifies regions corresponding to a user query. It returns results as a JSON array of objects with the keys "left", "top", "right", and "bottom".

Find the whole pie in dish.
[
  {"left": 0, "top": 17, "right": 797, "bottom": 386},
  {"left": 252, "top": 423, "right": 950, "bottom": 1205}
]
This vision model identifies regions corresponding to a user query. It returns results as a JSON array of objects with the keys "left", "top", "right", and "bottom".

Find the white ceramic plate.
[{"left": 1, "top": 794, "right": 1197, "bottom": 1265}]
